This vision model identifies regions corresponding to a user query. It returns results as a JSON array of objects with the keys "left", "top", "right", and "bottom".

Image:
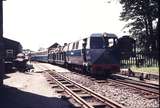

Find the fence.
[{"left": 120, "top": 52, "right": 159, "bottom": 68}]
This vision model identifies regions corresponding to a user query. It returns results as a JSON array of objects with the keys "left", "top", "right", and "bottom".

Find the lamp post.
[{"left": 0, "top": 0, "right": 5, "bottom": 88}]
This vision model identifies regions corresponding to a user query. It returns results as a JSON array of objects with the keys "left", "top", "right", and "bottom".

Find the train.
[
  {"left": 31, "top": 33, "right": 135, "bottom": 75},
  {"left": 3, "top": 37, "right": 28, "bottom": 72},
  {"left": 31, "top": 51, "right": 48, "bottom": 62},
  {"left": 3, "top": 37, "right": 23, "bottom": 72}
]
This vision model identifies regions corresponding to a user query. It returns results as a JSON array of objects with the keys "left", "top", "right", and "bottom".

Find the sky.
[{"left": 3, "top": 0, "right": 128, "bottom": 51}]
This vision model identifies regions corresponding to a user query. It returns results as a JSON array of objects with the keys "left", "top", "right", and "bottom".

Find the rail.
[{"left": 38, "top": 66, "right": 125, "bottom": 108}]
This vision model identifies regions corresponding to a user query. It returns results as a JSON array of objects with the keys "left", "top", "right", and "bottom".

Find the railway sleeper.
[
  {"left": 68, "top": 98, "right": 81, "bottom": 108},
  {"left": 61, "top": 93, "right": 72, "bottom": 100},
  {"left": 87, "top": 102, "right": 106, "bottom": 108},
  {"left": 51, "top": 84, "right": 59, "bottom": 88},
  {"left": 57, "top": 79, "right": 66, "bottom": 81},
  {"left": 49, "top": 82, "right": 56, "bottom": 84},
  {"left": 36, "top": 71, "right": 44, "bottom": 73},
  {"left": 70, "top": 88, "right": 82, "bottom": 92},
  {"left": 69, "top": 99, "right": 107, "bottom": 108},
  {"left": 60, "top": 81, "right": 71, "bottom": 84},
  {"left": 96, "top": 80, "right": 107, "bottom": 83},
  {"left": 64, "top": 84, "right": 75, "bottom": 87},
  {"left": 46, "top": 79, "right": 52, "bottom": 82},
  {"left": 77, "top": 93, "right": 93, "bottom": 99},
  {"left": 56, "top": 89, "right": 65, "bottom": 93}
]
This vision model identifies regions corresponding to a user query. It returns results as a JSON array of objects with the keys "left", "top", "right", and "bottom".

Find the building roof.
[{"left": 48, "top": 42, "right": 60, "bottom": 49}]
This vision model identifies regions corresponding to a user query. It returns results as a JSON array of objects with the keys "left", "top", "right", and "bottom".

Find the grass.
[{"left": 130, "top": 66, "right": 159, "bottom": 75}]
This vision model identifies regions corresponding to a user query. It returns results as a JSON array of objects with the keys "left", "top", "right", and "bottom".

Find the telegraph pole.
[{"left": 0, "top": 0, "right": 4, "bottom": 88}]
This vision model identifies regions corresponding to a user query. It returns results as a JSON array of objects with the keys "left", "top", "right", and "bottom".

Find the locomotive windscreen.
[{"left": 90, "top": 37, "right": 106, "bottom": 49}]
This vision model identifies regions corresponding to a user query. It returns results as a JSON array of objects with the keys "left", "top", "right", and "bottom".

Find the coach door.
[{"left": 82, "top": 38, "right": 87, "bottom": 62}]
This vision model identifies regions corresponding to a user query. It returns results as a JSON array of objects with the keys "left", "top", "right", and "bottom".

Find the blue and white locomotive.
[{"left": 48, "top": 33, "right": 120, "bottom": 75}]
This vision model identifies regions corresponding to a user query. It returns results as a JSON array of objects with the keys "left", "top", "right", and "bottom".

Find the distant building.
[{"left": 48, "top": 42, "right": 60, "bottom": 53}]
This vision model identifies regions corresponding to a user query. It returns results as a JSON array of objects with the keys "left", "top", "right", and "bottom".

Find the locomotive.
[
  {"left": 49, "top": 33, "right": 121, "bottom": 75},
  {"left": 13, "top": 53, "right": 28, "bottom": 72},
  {"left": 2, "top": 37, "right": 29, "bottom": 73},
  {"left": 3, "top": 37, "right": 23, "bottom": 72}
]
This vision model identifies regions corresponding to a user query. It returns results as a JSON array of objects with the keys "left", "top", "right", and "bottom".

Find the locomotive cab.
[
  {"left": 83, "top": 33, "right": 120, "bottom": 75},
  {"left": 14, "top": 53, "right": 28, "bottom": 72}
]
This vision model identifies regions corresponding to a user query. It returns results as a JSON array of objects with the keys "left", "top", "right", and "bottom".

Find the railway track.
[
  {"left": 108, "top": 79, "right": 159, "bottom": 95},
  {"left": 68, "top": 71, "right": 159, "bottom": 97},
  {"left": 38, "top": 62, "right": 159, "bottom": 94},
  {"left": 34, "top": 63, "right": 159, "bottom": 108},
  {"left": 36, "top": 65, "right": 126, "bottom": 108},
  {"left": 112, "top": 74, "right": 159, "bottom": 88},
  {"left": 108, "top": 79, "right": 159, "bottom": 96},
  {"left": 45, "top": 70, "right": 126, "bottom": 108}
]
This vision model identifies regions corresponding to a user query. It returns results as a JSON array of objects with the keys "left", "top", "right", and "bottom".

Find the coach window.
[
  {"left": 79, "top": 40, "right": 83, "bottom": 49},
  {"left": 6, "top": 49, "right": 13, "bottom": 58},
  {"left": 67, "top": 43, "right": 70, "bottom": 51},
  {"left": 72, "top": 43, "right": 75, "bottom": 50},
  {"left": 83, "top": 38, "right": 87, "bottom": 47},
  {"left": 64, "top": 45, "right": 68, "bottom": 52},
  {"left": 69, "top": 43, "right": 73, "bottom": 51},
  {"left": 86, "top": 38, "right": 90, "bottom": 49},
  {"left": 76, "top": 41, "right": 79, "bottom": 49}
]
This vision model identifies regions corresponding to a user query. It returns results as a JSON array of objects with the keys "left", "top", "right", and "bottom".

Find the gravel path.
[{"left": 1, "top": 70, "right": 74, "bottom": 108}]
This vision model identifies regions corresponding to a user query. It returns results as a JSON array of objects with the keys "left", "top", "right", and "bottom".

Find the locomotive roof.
[
  {"left": 48, "top": 33, "right": 118, "bottom": 50},
  {"left": 90, "top": 33, "right": 117, "bottom": 38},
  {"left": 3, "top": 37, "right": 21, "bottom": 45},
  {"left": 3, "top": 37, "right": 22, "bottom": 50}
]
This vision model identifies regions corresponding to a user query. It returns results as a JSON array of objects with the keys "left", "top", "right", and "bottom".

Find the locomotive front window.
[
  {"left": 108, "top": 39, "right": 114, "bottom": 47},
  {"left": 104, "top": 37, "right": 117, "bottom": 48},
  {"left": 90, "top": 37, "right": 106, "bottom": 49},
  {"left": 76, "top": 42, "right": 79, "bottom": 49}
]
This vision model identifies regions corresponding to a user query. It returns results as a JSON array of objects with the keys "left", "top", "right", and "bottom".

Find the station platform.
[
  {"left": 119, "top": 68, "right": 159, "bottom": 85},
  {"left": 0, "top": 66, "right": 73, "bottom": 108},
  {"left": 115, "top": 73, "right": 159, "bottom": 85}
]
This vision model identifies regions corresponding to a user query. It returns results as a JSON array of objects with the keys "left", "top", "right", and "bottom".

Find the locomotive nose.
[
  {"left": 90, "top": 49, "right": 120, "bottom": 74},
  {"left": 94, "top": 49, "right": 112, "bottom": 64}
]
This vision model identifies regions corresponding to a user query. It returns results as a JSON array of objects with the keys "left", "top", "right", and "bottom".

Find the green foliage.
[{"left": 119, "top": 0, "right": 159, "bottom": 53}]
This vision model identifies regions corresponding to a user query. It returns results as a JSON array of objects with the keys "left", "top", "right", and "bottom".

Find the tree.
[
  {"left": 119, "top": 0, "right": 159, "bottom": 53},
  {"left": 38, "top": 47, "right": 46, "bottom": 51}
]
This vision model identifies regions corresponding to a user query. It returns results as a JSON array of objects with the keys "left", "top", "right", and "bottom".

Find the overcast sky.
[{"left": 3, "top": 0, "right": 127, "bottom": 51}]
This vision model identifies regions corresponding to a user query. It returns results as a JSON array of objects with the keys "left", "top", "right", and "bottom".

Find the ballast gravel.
[
  {"left": 33, "top": 63, "right": 159, "bottom": 108},
  {"left": 60, "top": 72, "right": 159, "bottom": 108}
]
